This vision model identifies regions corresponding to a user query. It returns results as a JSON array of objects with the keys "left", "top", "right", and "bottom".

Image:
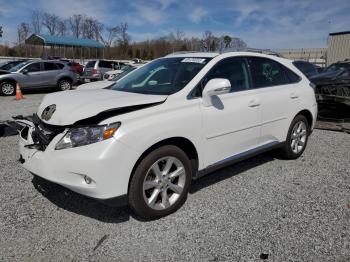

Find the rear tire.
[
  {"left": 128, "top": 145, "right": 192, "bottom": 220},
  {"left": 0, "top": 81, "right": 16, "bottom": 96},
  {"left": 57, "top": 79, "right": 72, "bottom": 91},
  {"left": 279, "top": 115, "right": 309, "bottom": 159}
]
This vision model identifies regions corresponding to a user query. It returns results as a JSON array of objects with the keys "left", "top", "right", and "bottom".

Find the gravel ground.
[{"left": 0, "top": 94, "right": 349, "bottom": 261}]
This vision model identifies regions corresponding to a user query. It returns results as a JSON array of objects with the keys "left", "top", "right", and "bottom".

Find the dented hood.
[{"left": 37, "top": 89, "right": 167, "bottom": 125}]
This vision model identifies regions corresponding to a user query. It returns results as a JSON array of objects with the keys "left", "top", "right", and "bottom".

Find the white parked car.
[
  {"left": 18, "top": 52, "right": 317, "bottom": 219},
  {"left": 77, "top": 64, "right": 143, "bottom": 90}
]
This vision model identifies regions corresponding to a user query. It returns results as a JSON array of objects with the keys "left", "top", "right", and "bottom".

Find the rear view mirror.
[{"left": 202, "top": 78, "right": 231, "bottom": 107}]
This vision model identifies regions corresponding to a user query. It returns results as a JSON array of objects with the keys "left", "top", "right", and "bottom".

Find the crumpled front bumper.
[{"left": 18, "top": 123, "right": 140, "bottom": 201}]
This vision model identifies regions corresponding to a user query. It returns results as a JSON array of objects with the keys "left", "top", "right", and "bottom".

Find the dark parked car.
[
  {"left": 293, "top": 60, "right": 319, "bottom": 79},
  {"left": 0, "top": 60, "right": 77, "bottom": 96},
  {"left": 311, "top": 63, "right": 350, "bottom": 107},
  {"left": 0, "top": 60, "right": 27, "bottom": 71}
]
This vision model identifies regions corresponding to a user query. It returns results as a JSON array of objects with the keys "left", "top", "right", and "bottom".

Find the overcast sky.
[{"left": 0, "top": 0, "right": 349, "bottom": 49}]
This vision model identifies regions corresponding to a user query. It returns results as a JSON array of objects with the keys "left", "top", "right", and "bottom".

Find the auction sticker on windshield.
[{"left": 181, "top": 58, "right": 206, "bottom": 64}]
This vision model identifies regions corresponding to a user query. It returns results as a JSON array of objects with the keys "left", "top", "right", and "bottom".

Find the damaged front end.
[{"left": 16, "top": 114, "right": 66, "bottom": 151}]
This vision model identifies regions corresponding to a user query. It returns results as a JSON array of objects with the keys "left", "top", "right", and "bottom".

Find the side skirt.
[{"left": 193, "top": 141, "right": 283, "bottom": 180}]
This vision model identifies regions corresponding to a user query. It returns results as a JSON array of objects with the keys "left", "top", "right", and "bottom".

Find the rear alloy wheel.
[
  {"left": 58, "top": 79, "right": 72, "bottom": 91},
  {"left": 129, "top": 145, "right": 192, "bottom": 220},
  {"left": 0, "top": 82, "right": 16, "bottom": 96},
  {"left": 280, "top": 115, "right": 309, "bottom": 159}
]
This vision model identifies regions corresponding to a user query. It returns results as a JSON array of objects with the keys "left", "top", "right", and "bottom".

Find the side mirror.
[
  {"left": 202, "top": 78, "right": 231, "bottom": 107},
  {"left": 22, "top": 69, "right": 28, "bottom": 74}
]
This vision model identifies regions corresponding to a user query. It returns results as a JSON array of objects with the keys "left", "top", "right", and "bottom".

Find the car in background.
[
  {"left": 77, "top": 64, "right": 142, "bottom": 90},
  {"left": 310, "top": 60, "right": 350, "bottom": 85},
  {"left": 103, "top": 64, "right": 143, "bottom": 80},
  {"left": 0, "top": 60, "right": 28, "bottom": 71},
  {"left": 311, "top": 61, "right": 350, "bottom": 107},
  {"left": 81, "top": 60, "right": 127, "bottom": 82},
  {"left": 60, "top": 59, "right": 84, "bottom": 76},
  {"left": 0, "top": 60, "right": 77, "bottom": 96},
  {"left": 293, "top": 60, "right": 319, "bottom": 79}
]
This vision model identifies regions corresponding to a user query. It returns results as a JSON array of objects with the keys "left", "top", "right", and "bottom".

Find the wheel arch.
[
  {"left": 0, "top": 78, "right": 17, "bottom": 85},
  {"left": 295, "top": 109, "right": 313, "bottom": 130},
  {"left": 57, "top": 76, "right": 73, "bottom": 85},
  {"left": 128, "top": 137, "right": 199, "bottom": 192}
]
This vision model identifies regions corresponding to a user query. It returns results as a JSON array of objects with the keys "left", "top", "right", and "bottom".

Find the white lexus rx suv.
[{"left": 19, "top": 52, "right": 317, "bottom": 219}]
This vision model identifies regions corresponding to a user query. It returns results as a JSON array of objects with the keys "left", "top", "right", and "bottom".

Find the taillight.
[{"left": 92, "top": 68, "right": 97, "bottom": 74}]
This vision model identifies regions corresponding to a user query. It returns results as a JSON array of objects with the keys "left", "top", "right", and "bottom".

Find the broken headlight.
[{"left": 55, "top": 122, "right": 121, "bottom": 150}]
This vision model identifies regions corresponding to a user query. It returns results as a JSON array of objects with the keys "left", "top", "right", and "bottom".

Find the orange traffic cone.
[{"left": 15, "top": 83, "right": 24, "bottom": 100}]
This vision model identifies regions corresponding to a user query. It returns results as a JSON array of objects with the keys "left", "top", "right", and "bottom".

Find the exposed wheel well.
[
  {"left": 129, "top": 137, "right": 199, "bottom": 190},
  {"left": 0, "top": 79, "right": 17, "bottom": 86},
  {"left": 296, "top": 109, "right": 313, "bottom": 130}
]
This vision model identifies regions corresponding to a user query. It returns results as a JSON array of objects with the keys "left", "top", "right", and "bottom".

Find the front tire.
[
  {"left": 0, "top": 81, "right": 16, "bottom": 96},
  {"left": 128, "top": 145, "right": 192, "bottom": 220},
  {"left": 280, "top": 115, "right": 309, "bottom": 159},
  {"left": 57, "top": 79, "right": 72, "bottom": 91}
]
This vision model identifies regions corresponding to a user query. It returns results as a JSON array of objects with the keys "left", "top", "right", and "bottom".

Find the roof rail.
[
  {"left": 220, "top": 48, "right": 284, "bottom": 57},
  {"left": 168, "top": 51, "right": 205, "bottom": 55}
]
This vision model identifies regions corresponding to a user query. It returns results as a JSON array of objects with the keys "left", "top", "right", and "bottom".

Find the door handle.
[
  {"left": 290, "top": 93, "right": 299, "bottom": 99},
  {"left": 248, "top": 99, "right": 260, "bottom": 107}
]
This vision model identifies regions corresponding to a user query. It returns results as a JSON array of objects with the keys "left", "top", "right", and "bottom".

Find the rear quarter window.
[{"left": 98, "top": 60, "right": 113, "bottom": 68}]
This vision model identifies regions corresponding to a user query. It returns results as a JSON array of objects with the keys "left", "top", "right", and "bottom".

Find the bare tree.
[
  {"left": 42, "top": 12, "right": 59, "bottom": 35},
  {"left": 69, "top": 14, "right": 83, "bottom": 38},
  {"left": 17, "top": 22, "right": 30, "bottom": 44},
  {"left": 115, "top": 23, "right": 130, "bottom": 57},
  {"left": 0, "top": 26, "right": 3, "bottom": 38},
  {"left": 103, "top": 26, "right": 120, "bottom": 47},
  {"left": 82, "top": 17, "right": 103, "bottom": 40},
  {"left": 57, "top": 20, "right": 67, "bottom": 36},
  {"left": 31, "top": 10, "right": 42, "bottom": 34},
  {"left": 201, "top": 31, "right": 219, "bottom": 51}
]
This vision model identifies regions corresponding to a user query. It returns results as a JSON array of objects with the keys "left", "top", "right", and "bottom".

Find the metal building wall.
[
  {"left": 275, "top": 48, "right": 327, "bottom": 67},
  {"left": 327, "top": 32, "right": 350, "bottom": 66}
]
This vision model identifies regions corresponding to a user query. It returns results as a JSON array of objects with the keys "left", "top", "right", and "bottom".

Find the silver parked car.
[
  {"left": 81, "top": 60, "right": 126, "bottom": 82},
  {"left": 0, "top": 60, "right": 77, "bottom": 96}
]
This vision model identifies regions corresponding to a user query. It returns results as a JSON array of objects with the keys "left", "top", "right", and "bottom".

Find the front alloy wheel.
[
  {"left": 0, "top": 82, "right": 16, "bottom": 96},
  {"left": 129, "top": 145, "right": 192, "bottom": 220},
  {"left": 143, "top": 156, "right": 186, "bottom": 210}
]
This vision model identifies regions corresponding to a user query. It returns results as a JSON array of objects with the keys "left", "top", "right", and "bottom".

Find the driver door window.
[
  {"left": 21, "top": 62, "right": 44, "bottom": 88},
  {"left": 195, "top": 58, "right": 250, "bottom": 96},
  {"left": 24, "top": 62, "right": 42, "bottom": 73}
]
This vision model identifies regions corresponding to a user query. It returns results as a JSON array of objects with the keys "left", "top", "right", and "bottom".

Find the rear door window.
[
  {"left": 247, "top": 57, "right": 299, "bottom": 88},
  {"left": 44, "top": 62, "right": 58, "bottom": 71}
]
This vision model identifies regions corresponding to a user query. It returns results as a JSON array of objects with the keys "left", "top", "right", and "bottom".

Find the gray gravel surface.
[
  {"left": 0, "top": 94, "right": 349, "bottom": 261},
  {"left": 0, "top": 93, "right": 45, "bottom": 121}
]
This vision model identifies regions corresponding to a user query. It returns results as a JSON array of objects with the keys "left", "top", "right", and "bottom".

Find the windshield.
[
  {"left": 9, "top": 61, "right": 30, "bottom": 72},
  {"left": 111, "top": 66, "right": 136, "bottom": 81},
  {"left": 110, "top": 57, "right": 211, "bottom": 95}
]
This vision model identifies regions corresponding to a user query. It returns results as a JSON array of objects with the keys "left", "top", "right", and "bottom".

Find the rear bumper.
[
  {"left": 80, "top": 74, "right": 101, "bottom": 81},
  {"left": 19, "top": 126, "right": 140, "bottom": 200}
]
